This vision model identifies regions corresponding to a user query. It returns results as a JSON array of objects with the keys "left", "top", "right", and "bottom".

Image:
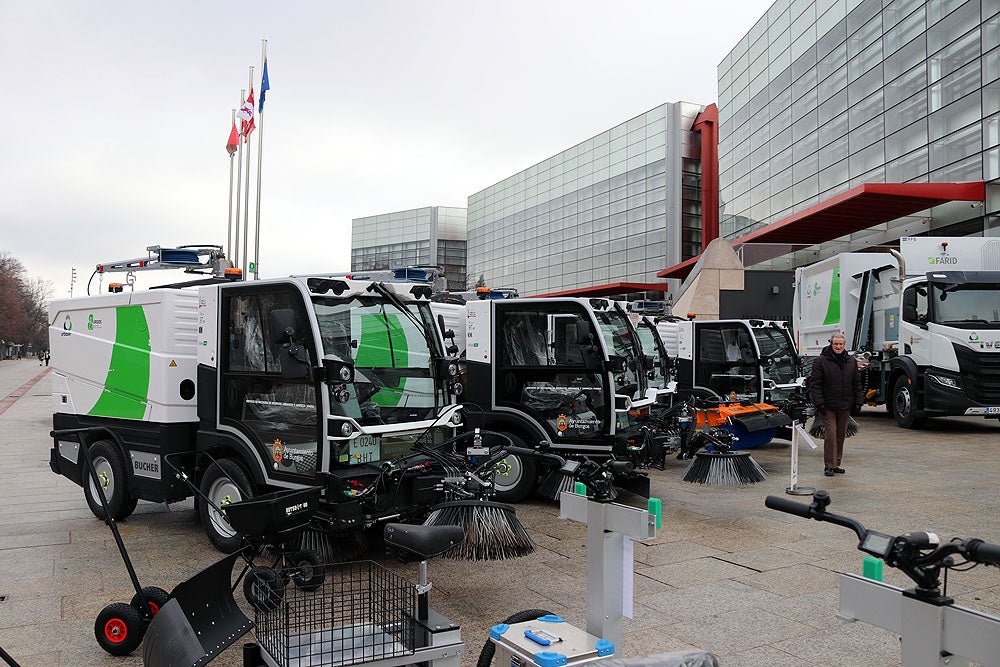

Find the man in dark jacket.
[{"left": 809, "top": 333, "right": 864, "bottom": 476}]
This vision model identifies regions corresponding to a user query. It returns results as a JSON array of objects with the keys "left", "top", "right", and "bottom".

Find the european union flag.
[{"left": 259, "top": 59, "right": 270, "bottom": 113}]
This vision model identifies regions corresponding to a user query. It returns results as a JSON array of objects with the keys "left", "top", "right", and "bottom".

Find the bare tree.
[{"left": 0, "top": 252, "right": 52, "bottom": 355}]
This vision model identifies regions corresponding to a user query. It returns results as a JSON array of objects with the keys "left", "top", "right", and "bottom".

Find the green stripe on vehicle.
[
  {"left": 823, "top": 268, "right": 841, "bottom": 326},
  {"left": 89, "top": 306, "right": 151, "bottom": 419},
  {"left": 356, "top": 314, "right": 408, "bottom": 407}
]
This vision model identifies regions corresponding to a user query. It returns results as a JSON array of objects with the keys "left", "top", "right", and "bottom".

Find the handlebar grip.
[
  {"left": 505, "top": 446, "right": 567, "bottom": 467},
  {"left": 765, "top": 495, "right": 813, "bottom": 519},
  {"left": 965, "top": 539, "right": 1000, "bottom": 566},
  {"left": 607, "top": 460, "right": 634, "bottom": 476}
]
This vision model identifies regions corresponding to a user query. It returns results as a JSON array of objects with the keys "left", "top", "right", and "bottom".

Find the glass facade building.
[
  {"left": 467, "top": 102, "right": 705, "bottom": 296},
  {"left": 718, "top": 0, "right": 1000, "bottom": 268},
  {"left": 351, "top": 206, "right": 468, "bottom": 290}
]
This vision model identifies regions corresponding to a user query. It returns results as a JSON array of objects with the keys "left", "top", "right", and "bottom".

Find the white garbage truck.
[
  {"left": 48, "top": 266, "right": 466, "bottom": 552},
  {"left": 792, "top": 236, "right": 1000, "bottom": 428}
]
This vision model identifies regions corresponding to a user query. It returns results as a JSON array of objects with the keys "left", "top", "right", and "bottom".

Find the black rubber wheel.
[
  {"left": 491, "top": 433, "right": 537, "bottom": 503},
  {"left": 244, "top": 565, "right": 285, "bottom": 612},
  {"left": 289, "top": 549, "right": 325, "bottom": 592},
  {"left": 95, "top": 601, "right": 145, "bottom": 656},
  {"left": 477, "top": 609, "right": 553, "bottom": 667},
  {"left": 892, "top": 376, "right": 926, "bottom": 429},
  {"left": 199, "top": 458, "right": 255, "bottom": 553},
  {"left": 130, "top": 586, "right": 170, "bottom": 618},
  {"left": 84, "top": 440, "right": 136, "bottom": 521}
]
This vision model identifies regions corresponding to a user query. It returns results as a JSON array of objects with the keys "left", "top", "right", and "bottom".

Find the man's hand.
[
  {"left": 815, "top": 404, "right": 826, "bottom": 415},
  {"left": 851, "top": 403, "right": 863, "bottom": 416}
]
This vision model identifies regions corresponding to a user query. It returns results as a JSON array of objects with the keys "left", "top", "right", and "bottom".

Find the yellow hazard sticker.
[{"left": 169, "top": 360, "right": 177, "bottom": 367}]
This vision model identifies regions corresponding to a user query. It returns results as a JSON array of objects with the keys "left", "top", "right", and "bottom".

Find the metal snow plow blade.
[{"left": 142, "top": 550, "right": 253, "bottom": 667}]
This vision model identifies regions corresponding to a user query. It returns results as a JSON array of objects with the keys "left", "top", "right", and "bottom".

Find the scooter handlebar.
[
  {"left": 965, "top": 539, "right": 1000, "bottom": 567},
  {"left": 765, "top": 495, "right": 813, "bottom": 519}
]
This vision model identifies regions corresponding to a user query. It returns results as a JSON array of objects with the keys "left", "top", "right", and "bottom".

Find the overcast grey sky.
[{"left": 1, "top": 0, "right": 773, "bottom": 297}]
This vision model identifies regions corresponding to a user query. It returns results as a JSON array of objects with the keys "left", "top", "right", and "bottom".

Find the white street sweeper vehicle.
[
  {"left": 48, "top": 251, "right": 471, "bottom": 554},
  {"left": 459, "top": 296, "right": 654, "bottom": 502},
  {"left": 793, "top": 236, "right": 1000, "bottom": 428}
]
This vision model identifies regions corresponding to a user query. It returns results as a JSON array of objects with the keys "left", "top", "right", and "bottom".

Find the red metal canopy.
[
  {"left": 531, "top": 282, "right": 668, "bottom": 298},
  {"left": 657, "top": 182, "right": 986, "bottom": 280}
]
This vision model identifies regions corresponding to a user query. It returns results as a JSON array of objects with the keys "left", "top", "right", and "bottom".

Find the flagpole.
[
  {"left": 234, "top": 89, "right": 245, "bottom": 272},
  {"left": 243, "top": 65, "right": 254, "bottom": 276},
  {"left": 254, "top": 39, "right": 268, "bottom": 281},
  {"left": 227, "top": 108, "right": 236, "bottom": 262}
]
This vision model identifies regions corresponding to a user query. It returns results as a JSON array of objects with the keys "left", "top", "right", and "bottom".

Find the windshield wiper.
[
  {"left": 941, "top": 318, "right": 993, "bottom": 324},
  {"left": 366, "top": 281, "right": 442, "bottom": 359}
]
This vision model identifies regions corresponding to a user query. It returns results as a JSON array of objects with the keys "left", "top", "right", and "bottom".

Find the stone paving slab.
[{"left": 0, "top": 357, "right": 999, "bottom": 666}]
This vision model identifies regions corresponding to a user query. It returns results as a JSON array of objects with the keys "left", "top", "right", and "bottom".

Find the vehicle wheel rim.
[
  {"left": 896, "top": 386, "right": 911, "bottom": 417},
  {"left": 493, "top": 456, "right": 523, "bottom": 492},
  {"left": 104, "top": 618, "right": 127, "bottom": 643},
  {"left": 88, "top": 456, "right": 114, "bottom": 504},
  {"left": 207, "top": 477, "right": 242, "bottom": 539}
]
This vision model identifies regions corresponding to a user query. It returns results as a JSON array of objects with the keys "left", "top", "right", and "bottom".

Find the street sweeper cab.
[
  {"left": 461, "top": 297, "right": 652, "bottom": 502},
  {"left": 48, "top": 269, "right": 466, "bottom": 553}
]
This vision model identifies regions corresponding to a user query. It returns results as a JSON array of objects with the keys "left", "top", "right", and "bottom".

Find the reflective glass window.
[
  {"left": 927, "top": 0, "right": 979, "bottom": 54},
  {"left": 885, "top": 91, "right": 928, "bottom": 135},
  {"left": 883, "top": 5, "right": 926, "bottom": 55},
  {"left": 819, "top": 134, "right": 850, "bottom": 168},
  {"left": 849, "top": 114, "right": 885, "bottom": 152},
  {"left": 928, "top": 30, "right": 981, "bottom": 83},
  {"left": 929, "top": 124, "right": 982, "bottom": 170},
  {"left": 929, "top": 60, "right": 981, "bottom": 112},
  {"left": 849, "top": 141, "right": 884, "bottom": 176},
  {"left": 885, "top": 119, "right": 928, "bottom": 160},
  {"left": 885, "top": 62, "right": 927, "bottom": 108},
  {"left": 884, "top": 37, "right": 926, "bottom": 81},
  {"left": 819, "top": 158, "right": 850, "bottom": 192},
  {"left": 848, "top": 13, "right": 882, "bottom": 59},
  {"left": 928, "top": 91, "right": 982, "bottom": 140},
  {"left": 819, "top": 110, "right": 850, "bottom": 146},
  {"left": 848, "top": 90, "right": 883, "bottom": 130}
]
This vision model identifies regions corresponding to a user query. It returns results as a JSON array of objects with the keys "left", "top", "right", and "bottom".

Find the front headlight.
[
  {"left": 447, "top": 361, "right": 459, "bottom": 377},
  {"left": 927, "top": 373, "right": 961, "bottom": 389},
  {"left": 449, "top": 409, "right": 463, "bottom": 425}
]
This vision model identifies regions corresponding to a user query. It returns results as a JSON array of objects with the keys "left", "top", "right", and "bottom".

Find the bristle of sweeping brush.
[
  {"left": 682, "top": 451, "right": 767, "bottom": 486},
  {"left": 423, "top": 500, "right": 534, "bottom": 560},
  {"left": 808, "top": 415, "right": 825, "bottom": 438},
  {"left": 291, "top": 528, "right": 369, "bottom": 563},
  {"left": 808, "top": 415, "right": 859, "bottom": 438},
  {"left": 536, "top": 469, "right": 575, "bottom": 501}
]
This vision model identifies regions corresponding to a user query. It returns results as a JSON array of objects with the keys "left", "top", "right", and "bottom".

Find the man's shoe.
[
  {"left": 824, "top": 468, "right": 835, "bottom": 477},
  {"left": 834, "top": 467, "right": 845, "bottom": 474}
]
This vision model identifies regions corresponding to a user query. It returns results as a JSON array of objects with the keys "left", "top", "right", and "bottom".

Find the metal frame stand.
[
  {"left": 559, "top": 491, "right": 658, "bottom": 646},
  {"left": 838, "top": 573, "right": 1000, "bottom": 666},
  {"left": 786, "top": 420, "right": 818, "bottom": 496}
]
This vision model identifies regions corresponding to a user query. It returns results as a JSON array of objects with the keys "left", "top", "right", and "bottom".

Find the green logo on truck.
[{"left": 88, "top": 306, "right": 151, "bottom": 420}]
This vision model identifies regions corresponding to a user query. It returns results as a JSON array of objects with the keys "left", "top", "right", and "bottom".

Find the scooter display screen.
[{"left": 860, "top": 531, "right": 894, "bottom": 557}]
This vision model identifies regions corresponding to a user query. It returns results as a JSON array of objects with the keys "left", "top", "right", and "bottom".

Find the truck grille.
[{"left": 953, "top": 344, "right": 1000, "bottom": 404}]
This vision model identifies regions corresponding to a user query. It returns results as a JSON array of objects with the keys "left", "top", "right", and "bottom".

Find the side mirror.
[
  {"left": 268, "top": 309, "right": 298, "bottom": 345},
  {"left": 278, "top": 344, "right": 311, "bottom": 379},
  {"left": 643, "top": 354, "right": 656, "bottom": 371},
  {"left": 437, "top": 314, "right": 456, "bottom": 341},
  {"left": 605, "top": 355, "right": 627, "bottom": 374}
]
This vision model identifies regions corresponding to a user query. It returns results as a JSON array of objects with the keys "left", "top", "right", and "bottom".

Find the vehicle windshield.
[
  {"left": 752, "top": 324, "right": 801, "bottom": 398},
  {"left": 594, "top": 309, "right": 645, "bottom": 398},
  {"left": 635, "top": 321, "right": 667, "bottom": 390},
  {"left": 930, "top": 282, "right": 1000, "bottom": 328},
  {"left": 313, "top": 295, "right": 447, "bottom": 426}
]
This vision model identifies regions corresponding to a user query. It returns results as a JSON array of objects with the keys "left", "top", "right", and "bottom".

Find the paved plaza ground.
[{"left": 1, "top": 357, "right": 998, "bottom": 666}]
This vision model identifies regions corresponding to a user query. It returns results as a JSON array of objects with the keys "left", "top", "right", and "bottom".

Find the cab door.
[{"left": 219, "top": 284, "right": 323, "bottom": 481}]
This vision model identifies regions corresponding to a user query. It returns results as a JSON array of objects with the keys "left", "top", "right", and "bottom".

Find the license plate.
[
  {"left": 348, "top": 434, "right": 380, "bottom": 464},
  {"left": 987, "top": 407, "right": 1000, "bottom": 415}
]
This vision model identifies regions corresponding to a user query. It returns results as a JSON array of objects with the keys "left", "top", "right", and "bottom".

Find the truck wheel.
[
  {"left": 892, "top": 376, "right": 926, "bottom": 429},
  {"left": 199, "top": 458, "right": 255, "bottom": 553},
  {"left": 84, "top": 441, "right": 137, "bottom": 521},
  {"left": 492, "top": 433, "right": 537, "bottom": 503}
]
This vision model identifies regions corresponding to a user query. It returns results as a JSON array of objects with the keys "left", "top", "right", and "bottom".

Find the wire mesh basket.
[{"left": 255, "top": 560, "right": 417, "bottom": 667}]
